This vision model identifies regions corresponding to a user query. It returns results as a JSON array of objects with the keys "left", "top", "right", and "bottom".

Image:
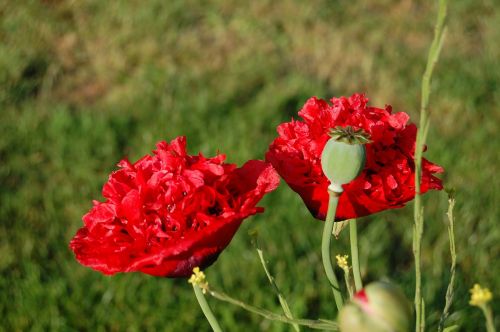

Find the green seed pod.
[
  {"left": 321, "top": 126, "right": 370, "bottom": 192},
  {"left": 339, "top": 281, "right": 413, "bottom": 332}
]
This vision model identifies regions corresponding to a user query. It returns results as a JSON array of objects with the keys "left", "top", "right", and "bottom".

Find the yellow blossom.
[
  {"left": 188, "top": 267, "right": 209, "bottom": 293},
  {"left": 336, "top": 254, "right": 349, "bottom": 272},
  {"left": 469, "top": 283, "right": 492, "bottom": 307}
]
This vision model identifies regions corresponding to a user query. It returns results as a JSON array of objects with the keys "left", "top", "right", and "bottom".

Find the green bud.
[
  {"left": 338, "top": 302, "right": 389, "bottom": 332},
  {"left": 339, "top": 282, "right": 413, "bottom": 332},
  {"left": 321, "top": 126, "right": 369, "bottom": 192}
]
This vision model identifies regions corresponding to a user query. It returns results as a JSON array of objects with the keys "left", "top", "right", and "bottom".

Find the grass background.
[{"left": 1, "top": 0, "right": 498, "bottom": 331}]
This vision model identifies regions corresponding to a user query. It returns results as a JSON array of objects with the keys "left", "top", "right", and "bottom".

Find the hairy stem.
[
  {"left": 413, "top": 1, "right": 448, "bottom": 331},
  {"left": 256, "top": 247, "right": 300, "bottom": 331},
  {"left": 438, "top": 193, "right": 457, "bottom": 332},
  {"left": 208, "top": 289, "right": 338, "bottom": 330}
]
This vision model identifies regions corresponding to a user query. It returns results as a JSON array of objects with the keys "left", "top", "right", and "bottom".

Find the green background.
[{"left": 1, "top": 0, "right": 498, "bottom": 331}]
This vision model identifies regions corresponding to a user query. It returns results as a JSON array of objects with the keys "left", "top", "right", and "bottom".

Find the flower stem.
[
  {"left": 481, "top": 305, "right": 497, "bottom": 332},
  {"left": 192, "top": 284, "right": 223, "bottom": 332},
  {"left": 349, "top": 219, "right": 363, "bottom": 292},
  {"left": 413, "top": 1, "right": 448, "bottom": 331},
  {"left": 438, "top": 192, "right": 457, "bottom": 332},
  {"left": 342, "top": 268, "right": 354, "bottom": 298},
  {"left": 208, "top": 289, "right": 339, "bottom": 330},
  {"left": 322, "top": 189, "right": 344, "bottom": 311},
  {"left": 256, "top": 247, "right": 300, "bottom": 332}
]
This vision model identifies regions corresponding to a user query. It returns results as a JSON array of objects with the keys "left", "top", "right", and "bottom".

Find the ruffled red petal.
[
  {"left": 70, "top": 137, "right": 279, "bottom": 277},
  {"left": 266, "top": 93, "right": 443, "bottom": 221}
]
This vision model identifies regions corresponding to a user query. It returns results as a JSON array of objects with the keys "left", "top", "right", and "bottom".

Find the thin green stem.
[
  {"left": 438, "top": 193, "right": 457, "bottom": 332},
  {"left": 192, "top": 284, "right": 223, "bottom": 332},
  {"left": 208, "top": 289, "right": 339, "bottom": 330},
  {"left": 342, "top": 268, "right": 354, "bottom": 298},
  {"left": 349, "top": 219, "right": 363, "bottom": 291},
  {"left": 413, "top": 208, "right": 423, "bottom": 332},
  {"left": 256, "top": 248, "right": 300, "bottom": 332},
  {"left": 480, "top": 305, "right": 497, "bottom": 332},
  {"left": 413, "top": 1, "right": 448, "bottom": 331},
  {"left": 322, "top": 190, "right": 344, "bottom": 311}
]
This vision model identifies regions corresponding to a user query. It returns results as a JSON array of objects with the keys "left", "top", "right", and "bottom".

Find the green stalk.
[
  {"left": 480, "top": 305, "right": 497, "bottom": 332},
  {"left": 322, "top": 190, "right": 344, "bottom": 311},
  {"left": 349, "top": 219, "right": 363, "bottom": 291},
  {"left": 192, "top": 284, "right": 223, "bottom": 332},
  {"left": 413, "top": 1, "right": 448, "bottom": 331},
  {"left": 256, "top": 248, "right": 300, "bottom": 332},
  {"left": 438, "top": 192, "right": 457, "bottom": 332},
  {"left": 342, "top": 267, "right": 354, "bottom": 298},
  {"left": 208, "top": 289, "right": 339, "bottom": 331}
]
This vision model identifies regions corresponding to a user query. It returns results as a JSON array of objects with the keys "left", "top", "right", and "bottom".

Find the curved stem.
[
  {"left": 349, "top": 219, "right": 363, "bottom": 292},
  {"left": 321, "top": 190, "right": 344, "bottom": 311},
  {"left": 209, "top": 289, "right": 338, "bottom": 331},
  {"left": 192, "top": 284, "right": 223, "bottom": 332},
  {"left": 256, "top": 248, "right": 300, "bottom": 331}
]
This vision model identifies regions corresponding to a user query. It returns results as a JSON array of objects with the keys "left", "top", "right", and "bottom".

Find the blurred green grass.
[{"left": 1, "top": 0, "right": 498, "bottom": 331}]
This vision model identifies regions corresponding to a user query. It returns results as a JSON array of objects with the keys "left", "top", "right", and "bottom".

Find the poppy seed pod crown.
[{"left": 321, "top": 126, "right": 369, "bottom": 192}]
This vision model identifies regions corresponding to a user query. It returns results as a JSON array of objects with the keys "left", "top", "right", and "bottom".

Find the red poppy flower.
[
  {"left": 70, "top": 136, "right": 279, "bottom": 277},
  {"left": 266, "top": 93, "right": 443, "bottom": 221}
]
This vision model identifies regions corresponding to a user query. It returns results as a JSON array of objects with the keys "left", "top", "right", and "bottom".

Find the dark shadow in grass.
[{"left": 9, "top": 56, "right": 49, "bottom": 103}]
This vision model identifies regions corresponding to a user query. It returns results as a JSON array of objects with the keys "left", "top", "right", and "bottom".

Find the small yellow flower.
[
  {"left": 469, "top": 283, "right": 492, "bottom": 307},
  {"left": 188, "top": 267, "right": 209, "bottom": 293},
  {"left": 336, "top": 254, "right": 349, "bottom": 272}
]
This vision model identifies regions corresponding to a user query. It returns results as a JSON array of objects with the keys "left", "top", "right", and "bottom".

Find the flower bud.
[
  {"left": 321, "top": 126, "right": 369, "bottom": 192},
  {"left": 338, "top": 282, "right": 412, "bottom": 332}
]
